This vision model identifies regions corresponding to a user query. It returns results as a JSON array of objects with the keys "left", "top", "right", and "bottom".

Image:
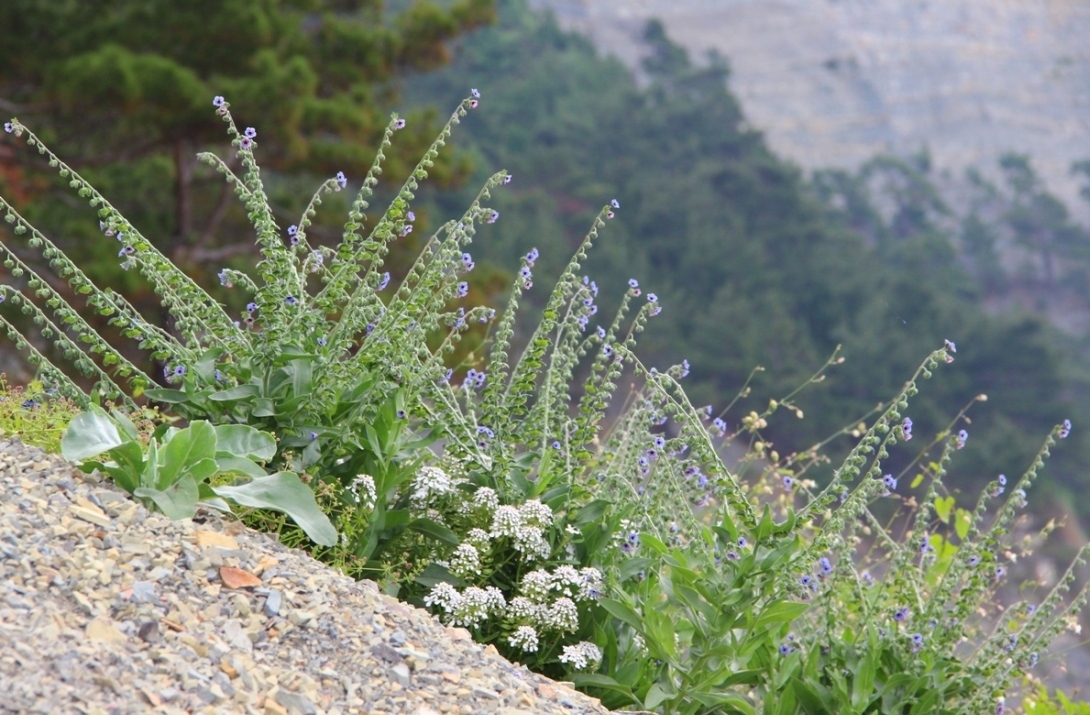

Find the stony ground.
[{"left": 0, "top": 437, "right": 612, "bottom": 715}]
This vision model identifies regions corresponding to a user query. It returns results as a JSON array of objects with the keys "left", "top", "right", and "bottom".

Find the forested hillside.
[{"left": 405, "top": 0, "right": 1090, "bottom": 512}]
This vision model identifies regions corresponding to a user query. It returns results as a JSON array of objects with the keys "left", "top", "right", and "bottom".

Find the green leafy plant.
[
  {"left": 5, "top": 88, "right": 1090, "bottom": 715},
  {"left": 0, "top": 374, "right": 82, "bottom": 452},
  {"left": 61, "top": 407, "right": 336, "bottom": 546}
]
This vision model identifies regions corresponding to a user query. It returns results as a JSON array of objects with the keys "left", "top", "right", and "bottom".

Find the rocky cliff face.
[{"left": 532, "top": 0, "right": 1090, "bottom": 209}]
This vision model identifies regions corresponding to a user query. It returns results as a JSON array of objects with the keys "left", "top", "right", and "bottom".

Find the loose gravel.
[{"left": 0, "top": 437, "right": 612, "bottom": 715}]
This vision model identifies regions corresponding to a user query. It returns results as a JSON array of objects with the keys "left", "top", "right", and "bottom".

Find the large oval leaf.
[
  {"left": 214, "top": 425, "right": 276, "bottom": 461},
  {"left": 62, "top": 409, "right": 124, "bottom": 461}
]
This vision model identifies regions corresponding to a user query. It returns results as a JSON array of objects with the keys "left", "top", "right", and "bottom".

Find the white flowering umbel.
[
  {"left": 347, "top": 474, "right": 377, "bottom": 509},
  {"left": 411, "top": 465, "right": 457, "bottom": 507},
  {"left": 424, "top": 583, "right": 506, "bottom": 629},
  {"left": 449, "top": 543, "right": 482, "bottom": 578},
  {"left": 489, "top": 500, "right": 554, "bottom": 561},
  {"left": 558, "top": 642, "right": 602, "bottom": 671},
  {"left": 508, "top": 625, "right": 540, "bottom": 652},
  {"left": 503, "top": 565, "right": 604, "bottom": 643}
]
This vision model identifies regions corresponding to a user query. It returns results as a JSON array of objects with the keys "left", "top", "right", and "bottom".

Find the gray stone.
[
  {"left": 221, "top": 619, "right": 253, "bottom": 654},
  {"left": 262, "top": 589, "right": 282, "bottom": 617},
  {"left": 275, "top": 690, "right": 318, "bottom": 715},
  {"left": 390, "top": 663, "right": 411, "bottom": 687}
]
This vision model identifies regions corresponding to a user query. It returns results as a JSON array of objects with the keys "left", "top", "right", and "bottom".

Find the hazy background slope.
[{"left": 531, "top": 0, "right": 1090, "bottom": 215}]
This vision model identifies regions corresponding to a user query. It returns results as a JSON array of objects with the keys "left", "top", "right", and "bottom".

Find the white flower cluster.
[
  {"left": 489, "top": 500, "right": 554, "bottom": 561},
  {"left": 449, "top": 543, "right": 482, "bottom": 577},
  {"left": 461, "top": 486, "right": 498, "bottom": 515},
  {"left": 503, "top": 565, "right": 604, "bottom": 641},
  {"left": 465, "top": 527, "right": 492, "bottom": 549},
  {"left": 508, "top": 625, "right": 540, "bottom": 652},
  {"left": 347, "top": 474, "right": 377, "bottom": 509},
  {"left": 412, "top": 466, "right": 458, "bottom": 507},
  {"left": 558, "top": 642, "right": 602, "bottom": 671},
  {"left": 423, "top": 583, "right": 505, "bottom": 629}
]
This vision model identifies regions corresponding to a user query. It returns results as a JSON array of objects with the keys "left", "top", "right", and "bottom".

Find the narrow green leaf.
[
  {"left": 134, "top": 474, "right": 200, "bottom": 520},
  {"left": 212, "top": 471, "right": 337, "bottom": 546}
]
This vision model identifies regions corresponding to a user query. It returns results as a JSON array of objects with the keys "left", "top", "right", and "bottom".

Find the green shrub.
[{"left": 5, "top": 98, "right": 1089, "bottom": 714}]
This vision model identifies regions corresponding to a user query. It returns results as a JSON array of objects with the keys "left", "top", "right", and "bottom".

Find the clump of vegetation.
[
  {"left": 3, "top": 92, "right": 1088, "bottom": 713},
  {"left": 0, "top": 374, "right": 81, "bottom": 452}
]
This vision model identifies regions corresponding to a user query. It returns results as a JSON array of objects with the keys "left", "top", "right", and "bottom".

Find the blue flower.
[
  {"left": 378, "top": 272, "right": 390, "bottom": 291},
  {"left": 968, "top": 555, "right": 981, "bottom": 567},
  {"left": 174, "top": 365, "right": 186, "bottom": 377},
  {"left": 1059, "top": 419, "right": 1072, "bottom": 439},
  {"left": 819, "top": 557, "right": 833, "bottom": 575},
  {"left": 882, "top": 474, "right": 898, "bottom": 491},
  {"left": 317, "top": 337, "right": 327, "bottom": 347},
  {"left": 471, "top": 88, "right": 480, "bottom": 99},
  {"left": 394, "top": 118, "right": 406, "bottom": 130},
  {"left": 246, "top": 302, "right": 257, "bottom": 313},
  {"left": 309, "top": 431, "right": 318, "bottom": 441},
  {"left": 487, "top": 210, "right": 499, "bottom": 224},
  {"left": 287, "top": 225, "right": 297, "bottom": 236},
  {"left": 628, "top": 278, "right": 639, "bottom": 289},
  {"left": 407, "top": 211, "right": 416, "bottom": 222},
  {"left": 647, "top": 293, "right": 658, "bottom": 303},
  {"left": 602, "top": 345, "right": 614, "bottom": 358},
  {"left": 519, "top": 267, "right": 532, "bottom": 280},
  {"left": 244, "top": 127, "right": 257, "bottom": 139},
  {"left": 477, "top": 426, "right": 495, "bottom": 439},
  {"left": 956, "top": 429, "right": 968, "bottom": 449},
  {"left": 779, "top": 644, "right": 794, "bottom": 656},
  {"left": 653, "top": 436, "right": 666, "bottom": 449},
  {"left": 21, "top": 398, "right": 36, "bottom": 409},
  {"left": 461, "top": 252, "right": 473, "bottom": 267},
  {"left": 239, "top": 137, "right": 253, "bottom": 150},
  {"left": 597, "top": 326, "right": 606, "bottom": 340},
  {"left": 611, "top": 199, "right": 620, "bottom": 209},
  {"left": 527, "top": 247, "right": 539, "bottom": 263},
  {"left": 212, "top": 96, "right": 226, "bottom": 107},
  {"left": 894, "top": 607, "right": 910, "bottom": 622},
  {"left": 552, "top": 440, "right": 562, "bottom": 450},
  {"left": 457, "top": 282, "right": 469, "bottom": 298},
  {"left": 214, "top": 370, "right": 225, "bottom": 382},
  {"left": 335, "top": 171, "right": 347, "bottom": 188},
  {"left": 737, "top": 537, "right": 747, "bottom": 548},
  {"left": 285, "top": 296, "right": 298, "bottom": 305},
  {"left": 218, "top": 269, "right": 231, "bottom": 287},
  {"left": 944, "top": 338, "right": 956, "bottom": 354},
  {"left": 396, "top": 409, "right": 407, "bottom": 420},
  {"left": 782, "top": 476, "right": 793, "bottom": 489},
  {"left": 503, "top": 174, "right": 512, "bottom": 184}
]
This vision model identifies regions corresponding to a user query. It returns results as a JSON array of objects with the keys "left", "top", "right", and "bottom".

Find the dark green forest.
[
  {"left": 3, "top": 0, "right": 1089, "bottom": 521},
  {"left": 403, "top": 0, "right": 1090, "bottom": 514}
]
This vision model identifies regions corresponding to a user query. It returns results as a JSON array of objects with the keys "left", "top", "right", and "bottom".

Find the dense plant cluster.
[{"left": 3, "top": 92, "right": 1089, "bottom": 713}]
